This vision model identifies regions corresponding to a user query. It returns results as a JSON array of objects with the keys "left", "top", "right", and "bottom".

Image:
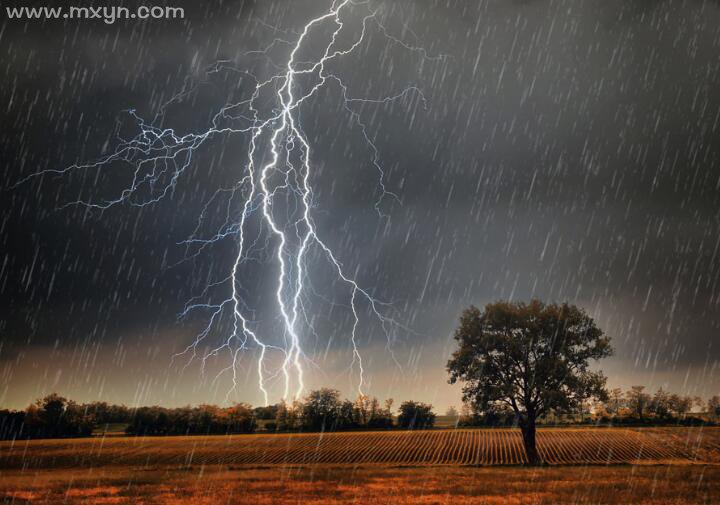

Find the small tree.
[
  {"left": 302, "top": 388, "right": 342, "bottom": 431},
  {"left": 227, "top": 403, "right": 256, "bottom": 433},
  {"left": 337, "top": 400, "right": 356, "bottom": 429},
  {"left": 578, "top": 398, "right": 594, "bottom": 422},
  {"left": 367, "top": 397, "right": 394, "bottom": 429},
  {"left": 607, "top": 388, "right": 624, "bottom": 415},
  {"left": 384, "top": 399, "right": 394, "bottom": 416},
  {"left": 651, "top": 389, "right": 671, "bottom": 419},
  {"left": 37, "top": 394, "right": 67, "bottom": 437},
  {"left": 591, "top": 399, "right": 610, "bottom": 421},
  {"left": 693, "top": 396, "right": 705, "bottom": 413},
  {"left": 274, "top": 400, "right": 302, "bottom": 431},
  {"left": 353, "top": 395, "right": 371, "bottom": 426},
  {"left": 397, "top": 401, "right": 435, "bottom": 429},
  {"left": 708, "top": 396, "right": 720, "bottom": 421},
  {"left": 457, "top": 404, "right": 476, "bottom": 426},
  {"left": 253, "top": 404, "right": 279, "bottom": 420},
  {"left": 667, "top": 394, "right": 693, "bottom": 419},
  {"left": 626, "top": 386, "right": 651, "bottom": 421},
  {"left": 447, "top": 300, "right": 612, "bottom": 465}
]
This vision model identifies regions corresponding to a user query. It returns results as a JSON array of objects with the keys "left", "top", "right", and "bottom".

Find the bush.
[{"left": 397, "top": 401, "right": 435, "bottom": 429}]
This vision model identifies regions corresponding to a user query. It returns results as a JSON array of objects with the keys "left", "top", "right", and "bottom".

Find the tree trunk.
[{"left": 520, "top": 418, "right": 541, "bottom": 465}]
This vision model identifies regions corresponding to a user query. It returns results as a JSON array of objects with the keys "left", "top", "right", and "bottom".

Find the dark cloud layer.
[{"left": 1, "top": 0, "right": 719, "bottom": 408}]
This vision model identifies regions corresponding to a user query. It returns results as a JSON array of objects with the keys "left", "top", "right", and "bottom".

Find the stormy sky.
[{"left": 1, "top": 0, "right": 719, "bottom": 410}]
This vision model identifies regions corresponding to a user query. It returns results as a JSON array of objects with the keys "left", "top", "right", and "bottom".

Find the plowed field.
[{"left": 1, "top": 427, "right": 718, "bottom": 469}]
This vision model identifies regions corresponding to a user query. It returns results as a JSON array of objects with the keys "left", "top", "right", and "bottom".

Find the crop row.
[{"left": 1, "top": 427, "right": 718, "bottom": 469}]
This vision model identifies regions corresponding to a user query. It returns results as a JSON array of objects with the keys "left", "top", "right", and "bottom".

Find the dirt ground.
[
  {"left": 2, "top": 427, "right": 718, "bottom": 468},
  {"left": 1, "top": 464, "right": 718, "bottom": 504}
]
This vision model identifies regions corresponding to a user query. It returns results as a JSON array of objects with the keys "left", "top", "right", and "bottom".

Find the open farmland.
[
  {"left": 1, "top": 462, "right": 719, "bottom": 504},
  {"left": 1, "top": 427, "right": 718, "bottom": 470}
]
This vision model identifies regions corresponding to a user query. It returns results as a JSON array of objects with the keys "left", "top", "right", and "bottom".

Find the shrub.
[{"left": 397, "top": 401, "right": 435, "bottom": 429}]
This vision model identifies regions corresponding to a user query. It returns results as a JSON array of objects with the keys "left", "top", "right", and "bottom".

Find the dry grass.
[
  {"left": 0, "top": 464, "right": 718, "bottom": 504},
  {"left": 1, "top": 428, "right": 718, "bottom": 504}
]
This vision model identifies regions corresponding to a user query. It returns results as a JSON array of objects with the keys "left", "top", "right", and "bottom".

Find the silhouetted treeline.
[
  {"left": 3, "top": 387, "right": 717, "bottom": 440},
  {"left": 125, "top": 404, "right": 255, "bottom": 435},
  {"left": 593, "top": 386, "right": 716, "bottom": 425},
  {"left": 272, "top": 389, "right": 399, "bottom": 431},
  {"left": 455, "top": 387, "right": 720, "bottom": 427},
  {"left": 0, "top": 394, "right": 257, "bottom": 439},
  {"left": 0, "top": 389, "right": 437, "bottom": 440},
  {"left": 0, "top": 394, "right": 99, "bottom": 440}
]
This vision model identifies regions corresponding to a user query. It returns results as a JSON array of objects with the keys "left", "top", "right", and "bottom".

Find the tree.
[
  {"left": 578, "top": 398, "right": 594, "bottom": 422},
  {"left": 367, "top": 397, "right": 394, "bottom": 429},
  {"left": 0, "top": 409, "right": 27, "bottom": 440},
  {"left": 82, "top": 401, "right": 131, "bottom": 426},
  {"left": 447, "top": 300, "right": 612, "bottom": 465},
  {"left": 126, "top": 406, "right": 172, "bottom": 435},
  {"left": 651, "top": 389, "right": 671, "bottom": 419},
  {"left": 226, "top": 403, "right": 256, "bottom": 433},
  {"left": 626, "top": 386, "right": 651, "bottom": 421},
  {"left": 27, "top": 394, "right": 91, "bottom": 438},
  {"left": 445, "top": 406, "right": 460, "bottom": 428},
  {"left": 457, "top": 404, "right": 476, "bottom": 426},
  {"left": 338, "top": 400, "right": 356, "bottom": 429},
  {"left": 253, "top": 404, "right": 279, "bottom": 421},
  {"left": 384, "top": 399, "right": 394, "bottom": 416},
  {"left": 302, "top": 388, "right": 342, "bottom": 431},
  {"left": 590, "top": 399, "right": 610, "bottom": 421},
  {"left": 37, "top": 393, "right": 67, "bottom": 436},
  {"left": 353, "top": 395, "right": 371, "bottom": 426},
  {"left": 706, "top": 396, "right": 720, "bottom": 421},
  {"left": 667, "top": 394, "right": 693, "bottom": 419},
  {"left": 274, "top": 400, "right": 302, "bottom": 431},
  {"left": 397, "top": 401, "right": 435, "bottom": 429},
  {"left": 607, "top": 388, "right": 624, "bottom": 415},
  {"left": 693, "top": 396, "right": 705, "bottom": 413}
]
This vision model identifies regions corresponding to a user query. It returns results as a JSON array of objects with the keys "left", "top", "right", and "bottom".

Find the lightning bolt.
[{"left": 16, "top": 0, "right": 441, "bottom": 405}]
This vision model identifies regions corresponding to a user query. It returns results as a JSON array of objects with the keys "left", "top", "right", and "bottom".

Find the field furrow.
[{"left": 2, "top": 427, "right": 719, "bottom": 469}]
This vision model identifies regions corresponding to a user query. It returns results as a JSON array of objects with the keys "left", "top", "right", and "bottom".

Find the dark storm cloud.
[{"left": 1, "top": 0, "right": 719, "bottom": 408}]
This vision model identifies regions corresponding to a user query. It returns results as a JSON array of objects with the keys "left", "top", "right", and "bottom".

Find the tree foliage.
[
  {"left": 302, "top": 388, "right": 343, "bottom": 431},
  {"left": 275, "top": 390, "right": 395, "bottom": 432},
  {"left": 125, "top": 403, "right": 255, "bottom": 435},
  {"left": 626, "top": 386, "right": 651, "bottom": 420},
  {"left": 397, "top": 401, "right": 436, "bottom": 429},
  {"left": 447, "top": 300, "right": 612, "bottom": 464},
  {"left": 709, "top": 396, "right": 720, "bottom": 420},
  {"left": 0, "top": 394, "right": 95, "bottom": 439}
]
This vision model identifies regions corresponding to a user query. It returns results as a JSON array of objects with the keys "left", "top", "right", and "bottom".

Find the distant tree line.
[
  {"left": 270, "top": 389, "right": 434, "bottom": 432},
  {"left": 455, "top": 387, "right": 720, "bottom": 427},
  {"left": 0, "top": 389, "right": 436, "bottom": 440},
  {"left": 5, "top": 387, "right": 714, "bottom": 441},
  {"left": 597, "top": 386, "right": 717, "bottom": 425},
  {"left": 125, "top": 403, "right": 256, "bottom": 436}
]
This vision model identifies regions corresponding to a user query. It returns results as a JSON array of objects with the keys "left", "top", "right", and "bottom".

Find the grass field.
[
  {"left": 1, "top": 427, "right": 719, "bottom": 504},
  {"left": 1, "top": 463, "right": 719, "bottom": 504}
]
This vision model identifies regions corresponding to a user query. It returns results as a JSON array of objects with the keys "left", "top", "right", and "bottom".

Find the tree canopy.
[{"left": 447, "top": 299, "right": 612, "bottom": 464}]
